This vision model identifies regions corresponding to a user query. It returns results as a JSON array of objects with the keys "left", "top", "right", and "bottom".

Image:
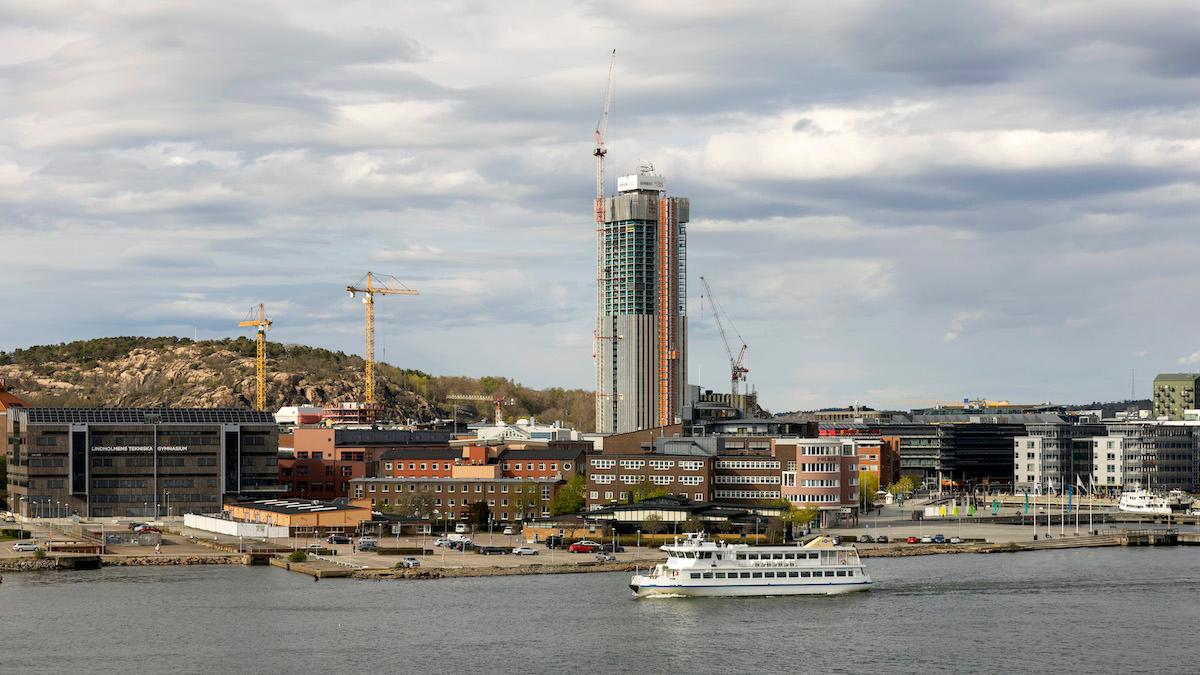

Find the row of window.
[
  {"left": 384, "top": 461, "right": 571, "bottom": 472},
  {"left": 786, "top": 493, "right": 845, "bottom": 503},
  {"left": 713, "top": 490, "right": 780, "bottom": 499},
  {"left": 588, "top": 491, "right": 705, "bottom": 502},
  {"left": 714, "top": 461, "right": 780, "bottom": 470},
  {"left": 366, "top": 483, "right": 543, "bottom": 494},
  {"left": 689, "top": 569, "right": 857, "bottom": 580},
  {"left": 713, "top": 475, "right": 780, "bottom": 484}
]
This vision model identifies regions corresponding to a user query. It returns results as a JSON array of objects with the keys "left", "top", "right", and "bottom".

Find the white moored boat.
[
  {"left": 629, "top": 532, "right": 872, "bottom": 598},
  {"left": 1118, "top": 489, "right": 1171, "bottom": 516}
]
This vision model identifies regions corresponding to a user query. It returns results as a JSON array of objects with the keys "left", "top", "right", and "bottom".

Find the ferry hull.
[{"left": 630, "top": 576, "right": 872, "bottom": 598}]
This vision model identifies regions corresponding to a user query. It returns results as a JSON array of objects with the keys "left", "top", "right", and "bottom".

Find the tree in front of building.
[
  {"left": 682, "top": 516, "right": 704, "bottom": 533},
  {"left": 780, "top": 503, "right": 820, "bottom": 535},
  {"left": 642, "top": 514, "right": 666, "bottom": 534},
  {"left": 549, "top": 475, "right": 585, "bottom": 515},
  {"left": 630, "top": 484, "right": 670, "bottom": 503},
  {"left": 859, "top": 472, "right": 880, "bottom": 510},
  {"left": 468, "top": 500, "right": 490, "bottom": 528},
  {"left": 888, "top": 476, "right": 917, "bottom": 498},
  {"left": 395, "top": 490, "right": 433, "bottom": 518},
  {"left": 512, "top": 480, "right": 541, "bottom": 520},
  {"left": 764, "top": 516, "right": 785, "bottom": 544}
]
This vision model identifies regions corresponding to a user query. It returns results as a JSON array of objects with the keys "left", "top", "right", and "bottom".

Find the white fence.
[{"left": 184, "top": 513, "right": 289, "bottom": 539}]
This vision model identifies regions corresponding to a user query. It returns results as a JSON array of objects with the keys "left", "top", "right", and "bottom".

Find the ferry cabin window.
[
  {"left": 703, "top": 572, "right": 713, "bottom": 579},
  {"left": 789, "top": 571, "right": 799, "bottom": 578},
  {"left": 690, "top": 573, "right": 701, "bottom": 579},
  {"left": 784, "top": 553, "right": 795, "bottom": 560},
  {"left": 836, "top": 570, "right": 848, "bottom": 577},
  {"left": 825, "top": 571, "right": 835, "bottom": 577},
  {"left": 764, "top": 572, "right": 775, "bottom": 578},
  {"left": 800, "top": 571, "right": 811, "bottom": 578},
  {"left": 752, "top": 572, "right": 763, "bottom": 578},
  {"left": 772, "top": 553, "right": 783, "bottom": 560},
  {"left": 736, "top": 554, "right": 746, "bottom": 560},
  {"left": 740, "top": 572, "right": 751, "bottom": 578},
  {"left": 714, "top": 572, "right": 725, "bottom": 578}
]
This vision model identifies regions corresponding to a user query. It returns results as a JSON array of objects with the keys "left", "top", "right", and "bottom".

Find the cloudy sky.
[{"left": 3, "top": 1, "right": 1200, "bottom": 411}]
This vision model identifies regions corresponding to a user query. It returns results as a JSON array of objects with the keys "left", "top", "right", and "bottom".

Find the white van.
[{"left": 454, "top": 523, "right": 468, "bottom": 534}]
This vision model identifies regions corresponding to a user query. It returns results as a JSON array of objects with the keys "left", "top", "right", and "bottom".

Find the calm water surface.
[{"left": 1, "top": 548, "right": 1197, "bottom": 674}]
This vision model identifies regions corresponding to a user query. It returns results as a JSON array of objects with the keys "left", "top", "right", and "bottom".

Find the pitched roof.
[{"left": 0, "top": 387, "right": 27, "bottom": 411}]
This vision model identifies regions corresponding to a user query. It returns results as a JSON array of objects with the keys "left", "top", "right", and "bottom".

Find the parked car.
[
  {"left": 477, "top": 545, "right": 507, "bottom": 555},
  {"left": 3, "top": 512, "right": 16, "bottom": 523},
  {"left": 12, "top": 542, "right": 39, "bottom": 552},
  {"left": 454, "top": 523, "right": 469, "bottom": 534},
  {"left": 905, "top": 536, "right": 919, "bottom": 544},
  {"left": 399, "top": 557, "right": 420, "bottom": 568},
  {"left": 135, "top": 525, "right": 161, "bottom": 534},
  {"left": 949, "top": 537, "right": 963, "bottom": 544},
  {"left": 876, "top": 535, "right": 889, "bottom": 544},
  {"left": 859, "top": 534, "right": 875, "bottom": 543},
  {"left": 447, "top": 539, "right": 474, "bottom": 551},
  {"left": 512, "top": 546, "right": 538, "bottom": 556},
  {"left": 595, "top": 552, "right": 616, "bottom": 562},
  {"left": 502, "top": 526, "right": 515, "bottom": 536},
  {"left": 357, "top": 539, "right": 378, "bottom": 551},
  {"left": 569, "top": 540, "right": 601, "bottom": 553},
  {"left": 305, "top": 543, "right": 325, "bottom": 552},
  {"left": 600, "top": 543, "right": 625, "bottom": 553},
  {"left": 920, "top": 536, "right": 933, "bottom": 544},
  {"left": 326, "top": 534, "right": 351, "bottom": 545},
  {"left": 932, "top": 534, "right": 946, "bottom": 544}
]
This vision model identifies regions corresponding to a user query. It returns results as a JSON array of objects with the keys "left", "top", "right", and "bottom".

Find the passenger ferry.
[
  {"left": 629, "top": 532, "right": 872, "bottom": 598},
  {"left": 1118, "top": 489, "right": 1171, "bottom": 516}
]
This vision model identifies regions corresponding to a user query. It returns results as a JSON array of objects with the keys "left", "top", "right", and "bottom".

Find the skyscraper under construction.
[{"left": 595, "top": 163, "right": 689, "bottom": 434}]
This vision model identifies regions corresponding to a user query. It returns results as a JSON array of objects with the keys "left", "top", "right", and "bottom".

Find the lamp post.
[{"left": 165, "top": 491, "right": 171, "bottom": 522}]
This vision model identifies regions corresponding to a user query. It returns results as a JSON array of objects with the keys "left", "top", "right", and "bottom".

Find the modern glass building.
[{"left": 595, "top": 163, "right": 689, "bottom": 434}]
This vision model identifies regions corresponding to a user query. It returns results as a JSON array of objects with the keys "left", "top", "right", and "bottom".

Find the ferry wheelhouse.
[{"left": 629, "top": 532, "right": 872, "bottom": 598}]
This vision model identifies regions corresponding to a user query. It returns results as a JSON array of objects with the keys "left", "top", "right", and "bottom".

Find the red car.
[
  {"left": 905, "top": 536, "right": 919, "bottom": 544},
  {"left": 568, "top": 540, "right": 601, "bottom": 553}
]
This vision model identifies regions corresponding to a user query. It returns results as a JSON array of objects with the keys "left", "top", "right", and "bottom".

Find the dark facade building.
[
  {"left": 6, "top": 408, "right": 280, "bottom": 518},
  {"left": 351, "top": 476, "right": 561, "bottom": 523}
]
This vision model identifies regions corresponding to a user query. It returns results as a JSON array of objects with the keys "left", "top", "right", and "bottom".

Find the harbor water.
[{"left": 2, "top": 547, "right": 1197, "bottom": 674}]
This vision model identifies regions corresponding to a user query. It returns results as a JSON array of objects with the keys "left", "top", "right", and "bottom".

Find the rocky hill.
[{"left": 0, "top": 337, "right": 595, "bottom": 430}]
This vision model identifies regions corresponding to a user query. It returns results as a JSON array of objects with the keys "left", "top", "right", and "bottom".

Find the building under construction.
[{"left": 595, "top": 164, "right": 690, "bottom": 434}]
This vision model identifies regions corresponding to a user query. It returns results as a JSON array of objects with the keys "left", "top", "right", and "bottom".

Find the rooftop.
[
  {"left": 17, "top": 408, "right": 276, "bottom": 425},
  {"left": 230, "top": 498, "right": 365, "bottom": 514}
]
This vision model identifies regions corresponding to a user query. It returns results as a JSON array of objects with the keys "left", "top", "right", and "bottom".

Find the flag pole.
[
  {"left": 1032, "top": 487, "right": 1037, "bottom": 540},
  {"left": 1060, "top": 482, "right": 1065, "bottom": 537},
  {"left": 1089, "top": 477, "right": 1094, "bottom": 535}
]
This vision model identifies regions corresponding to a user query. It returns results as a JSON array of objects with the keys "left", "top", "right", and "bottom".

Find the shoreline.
[{"left": 1, "top": 531, "right": 1188, "bottom": 579}]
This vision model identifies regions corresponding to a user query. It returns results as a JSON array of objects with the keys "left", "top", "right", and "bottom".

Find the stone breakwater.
[
  {"left": 101, "top": 555, "right": 243, "bottom": 567},
  {"left": 0, "top": 554, "right": 242, "bottom": 573}
]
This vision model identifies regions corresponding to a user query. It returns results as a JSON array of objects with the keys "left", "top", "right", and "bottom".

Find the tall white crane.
[
  {"left": 699, "top": 276, "right": 749, "bottom": 407},
  {"left": 594, "top": 49, "right": 617, "bottom": 431}
]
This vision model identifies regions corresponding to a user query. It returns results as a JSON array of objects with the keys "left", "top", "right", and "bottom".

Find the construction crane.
[
  {"left": 698, "top": 276, "right": 749, "bottom": 407},
  {"left": 237, "top": 304, "right": 272, "bottom": 411},
  {"left": 593, "top": 48, "right": 617, "bottom": 430},
  {"left": 346, "top": 272, "right": 418, "bottom": 404},
  {"left": 447, "top": 393, "right": 516, "bottom": 425}
]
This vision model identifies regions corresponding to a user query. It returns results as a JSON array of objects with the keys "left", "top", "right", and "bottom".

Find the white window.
[
  {"left": 651, "top": 475, "right": 673, "bottom": 485},
  {"left": 678, "top": 460, "right": 704, "bottom": 471},
  {"left": 591, "top": 459, "right": 616, "bottom": 469},
  {"left": 409, "top": 463, "right": 415, "bottom": 470},
  {"left": 502, "top": 485, "right": 509, "bottom": 493},
  {"left": 604, "top": 491, "right": 613, "bottom": 500},
  {"left": 713, "top": 490, "right": 782, "bottom": 500},
  {"left": 526, "top": 463, "right": 534, "bottom": 470},
  {"left": 694, "top": 493, "right": 703, "bottom": 501},
  {"left": 714, "top": 475, "right": 780, "bottom": 484},
  {"left": 539, "top": 463, "right": 546, "bottom": 471},
  {"left": 620, "top": 475, "right": 644, "bottom": 484},
  {"left": 592, "top": 474, "right": 616, "bottom": 484},
  {"left": 448, "top": 499, "right": 455, "bottom": 506},
  {"left": 443, "top": 463, "right": 451, "bottom": 470},
  {"left": 714, "top": 460, "right": 781, "bottom": 470},
  {"left": 420, "top": 463, "right": 427, "bottom": 470},
  {"left": 679, "top": 475, "right": 704, "bottom": 485},
  {"left": 501, "top": 463, "right": 509, "bottom": 471},
  {"left": 590, "top": 491, "right": 599, "bottom": 500},
  {"left": 369, "top": 484, "right": 376, "bottom": 493},
  {"left": 384, "top": 462, "right": 392, "bottom": 471},
  {"left": 620, "top": 459, "right": 645, "bottom": 469},
  {"left": 562, "top": 462, "right": 572, "bottom": 470},
  {"left": 649, "top": 460, "right": 675, "bottom": 470},
  {"left": 381, "top": 484, "right": 389, "bottom": 492}
]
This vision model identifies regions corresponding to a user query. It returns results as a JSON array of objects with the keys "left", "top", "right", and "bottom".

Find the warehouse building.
[{"left": 6, "top": 408, "right": 280, "bottom": 518}]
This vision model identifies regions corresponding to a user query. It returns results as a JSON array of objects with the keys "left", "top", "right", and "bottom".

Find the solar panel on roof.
[{"left": 21, "top": 408, "right": 276, "bottom": 425}]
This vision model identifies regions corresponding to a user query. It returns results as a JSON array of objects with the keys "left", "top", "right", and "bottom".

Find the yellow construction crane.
[
  {"left": 237, "top": 303, "right": 273, "bottom": 410},
  {"left": 346, "top": 272, "right": 418, "bottom": 404}
]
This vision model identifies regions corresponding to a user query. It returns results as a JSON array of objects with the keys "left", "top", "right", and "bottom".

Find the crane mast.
[
  {"left": 346, "top": 272, "right": 418, "bottom": 404},
  {"left": 699, "top": 276, "right": 749, "bottom": 407},
  {"left": 594, "top": 49, "right": 616, "bottom": 432},
  {"left": 237, "top": 303, "right": 273, "bottom": 410}
]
